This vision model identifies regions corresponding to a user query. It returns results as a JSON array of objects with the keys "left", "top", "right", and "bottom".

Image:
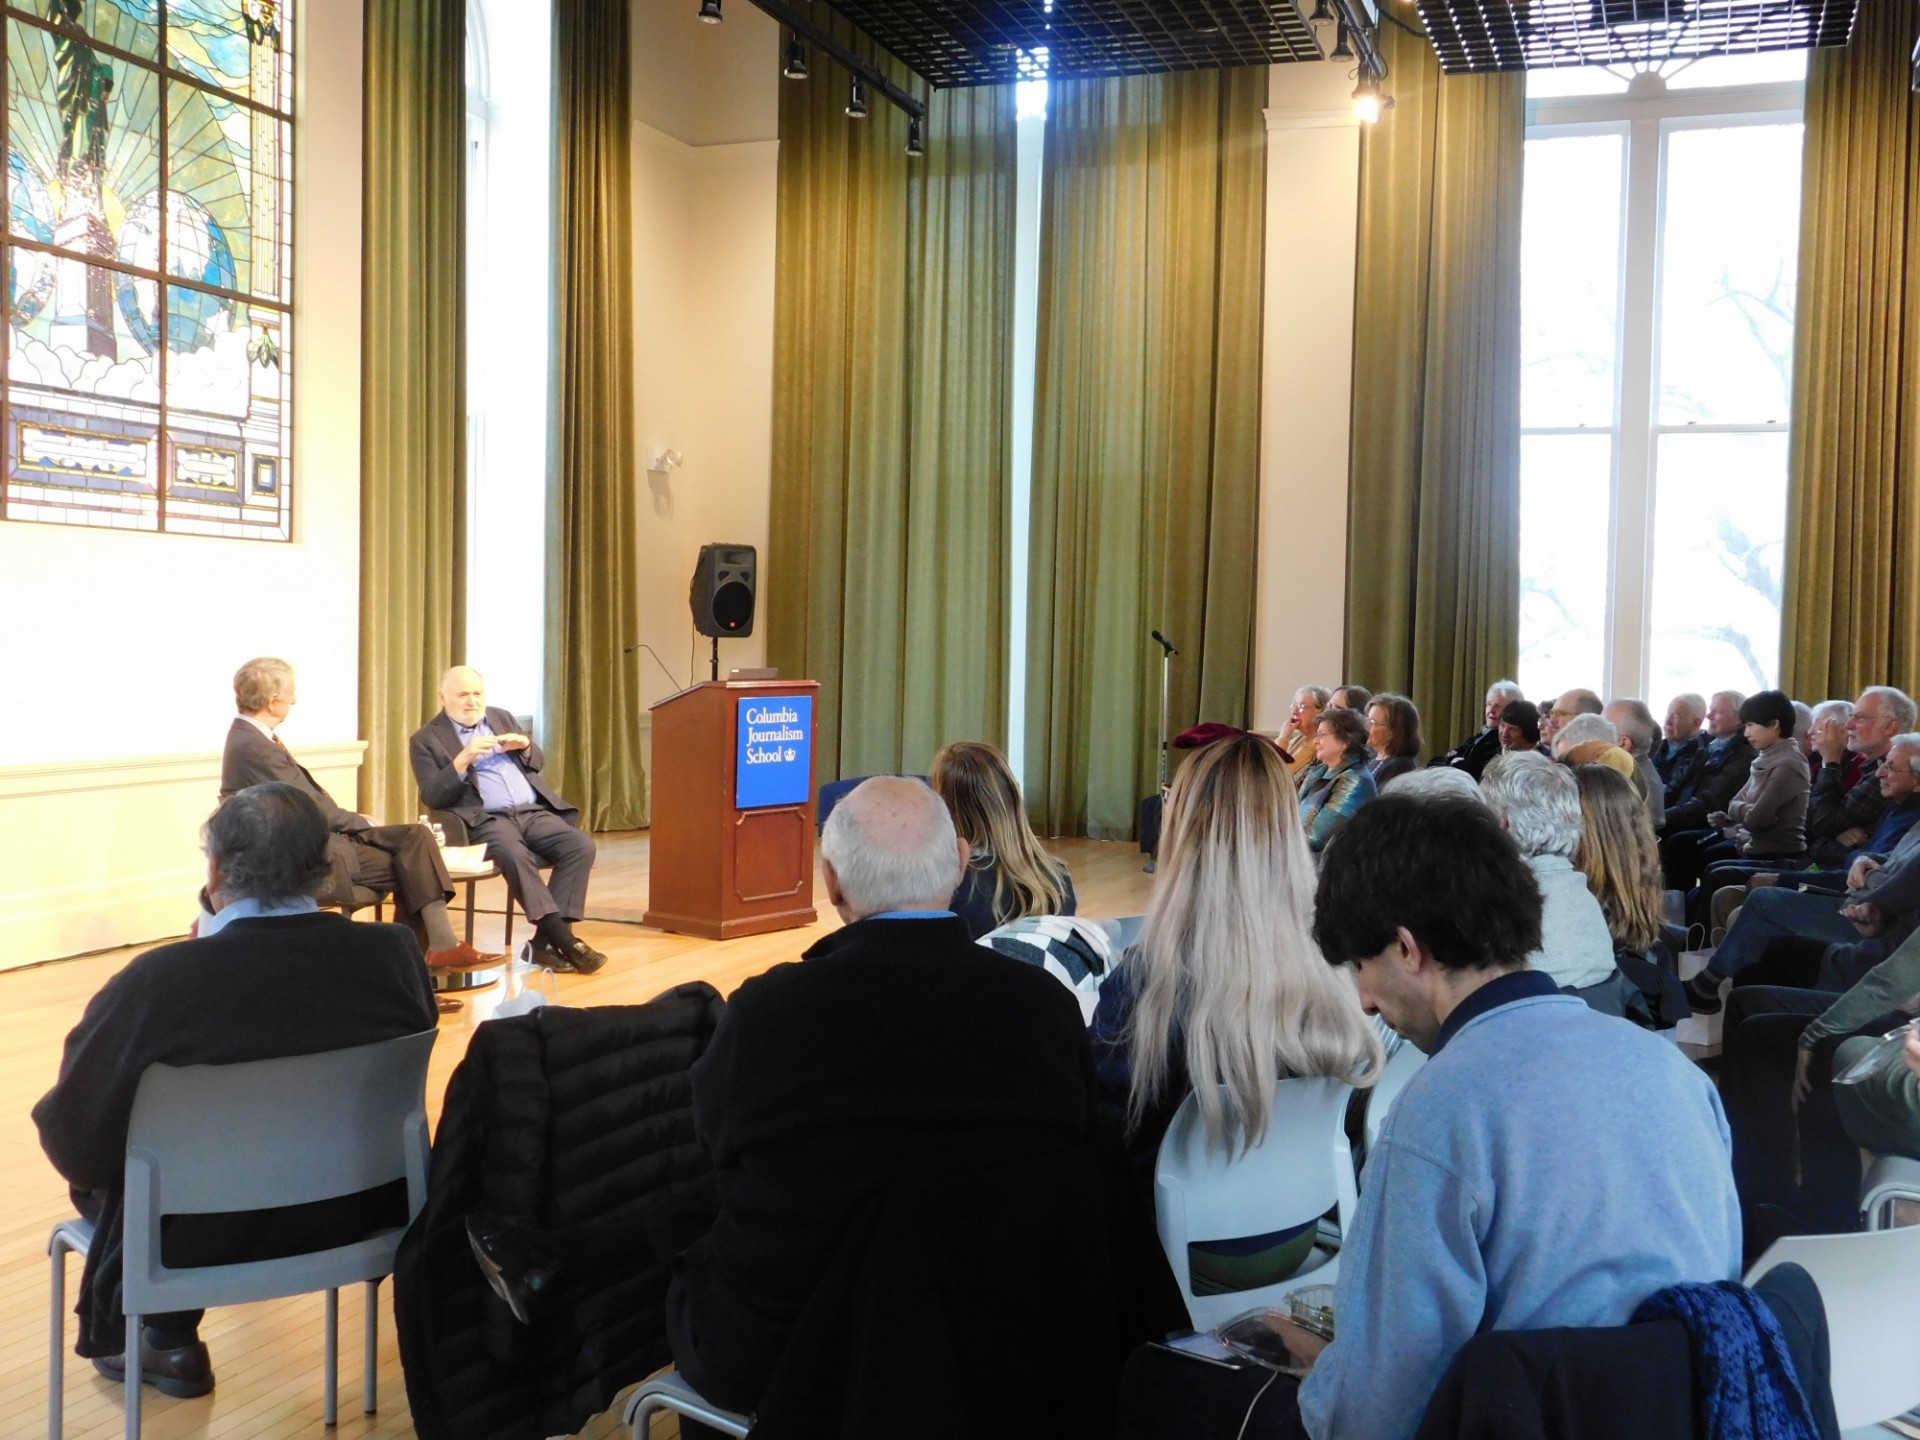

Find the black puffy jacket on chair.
[{"left": 394, "top": 986, "right": 725, "bottom": 1440}]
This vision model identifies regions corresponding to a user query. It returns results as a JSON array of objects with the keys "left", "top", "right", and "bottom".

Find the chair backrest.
[
  {"left": 1745, "top": 1222, "right": 1920, "bottom": 1430},
  {"left": 1363, "top": 1040, "right": 1427, "bottom": 1159},
  {"left": 122, "top": 1029, "right": 437, "bottom": 1315},
  {"left": 1154, "top": 1077, "right": 1357, "bottom": 1293}
]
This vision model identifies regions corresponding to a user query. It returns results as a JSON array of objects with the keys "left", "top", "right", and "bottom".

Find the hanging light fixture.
[
  {"left": 1330, "top": 19, "right": 1354, "bottom": 58},
  {"left": 698, "top": 0, "right": 722, "bottom": 22},
  {"left": 783, "top": 33, "right": 809, "bottom": 79},
  {"left": 906, "top": 114, "right": 926, "bottom": 156},
  {"left": 1351, "top": 68, "right": 1393, "bottom": 123},
  {"left": 1310, "top": 0, "right": 1334, "bottom": 20},
  {"left": 846, "top": 77, "right": 870, "bottom": 118}
]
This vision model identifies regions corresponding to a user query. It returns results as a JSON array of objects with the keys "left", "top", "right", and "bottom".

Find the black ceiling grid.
[
  {"left": 1415, "top": 0, "right": 1857, "bottom": 73},
  {"left": 812, "top": 0, "right": 1325, "bottom": 87}
]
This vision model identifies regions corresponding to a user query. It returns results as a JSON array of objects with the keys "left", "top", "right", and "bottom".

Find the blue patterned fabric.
[
  {"left": 1298, "top": 758, "right": 1377, "bottom": 852},
  {"left": 1632, "top": 1280, "right": 1822, "bottom": 1440}
]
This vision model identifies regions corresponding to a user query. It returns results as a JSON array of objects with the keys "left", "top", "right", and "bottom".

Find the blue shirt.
[
  {"left": 1298, "top": 990, "right": 1739, "bottom": 1440},
  {"left": 200, "top": 895, "right": 320, "bottom": 938},
  {"left": 455, "top": 718, "right": 538, "bottom": 811}
]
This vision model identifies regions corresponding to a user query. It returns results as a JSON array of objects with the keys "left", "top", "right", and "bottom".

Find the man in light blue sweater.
[{"left": 1287, "top": 795, "right": 1742, "bottom": 1440}]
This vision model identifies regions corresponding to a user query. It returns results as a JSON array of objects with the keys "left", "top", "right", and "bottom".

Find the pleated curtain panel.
[
  {"left": 1782, "top": 0, "right": 1920, "bottom": 699},
  {"left": 1025, "top": 68, "right": 1267, "bottom": 839},
  {"left": 544, "top": 0, "right": 649, "bottom": 830},
  {"left": 766, "top": 20, "right": 1017, "bottom": 782},
  {"left": 1342, "top": 18, "right": 1525, "bottom": 760},
  {"left": 359, "top": 0, "right": 466, "bottom": 821}
]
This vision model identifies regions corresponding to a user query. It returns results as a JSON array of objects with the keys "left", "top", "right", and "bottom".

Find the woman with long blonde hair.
[
  {"left": 1091, "top": 733, "right": 1382, "bottom": 1292},
  {"left": 1573, "top": 763, "right": 1667, "bottom": 955},
  {"left": 929, "top": 741, "right": 1075, "bottom": 939}
]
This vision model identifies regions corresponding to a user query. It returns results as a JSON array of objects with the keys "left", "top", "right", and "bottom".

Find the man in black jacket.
[
  {"left": 1660, "top": 690, "right": 1759, "bottom": 889},
  {"left": 666, "top": 776, "right": 1097, "bottom": 1414},
  {"left": 409, "top": 666, "right": 604, "bottom": 973},
  {"left": 220, "top": 655, "right": 501, "bottom": 968},
  {"left": 1432, "top": 680, "right": 1524, "bottom": 781},
  {"left": 34, "top": 784, "right": 439, "bottom": 1395}
]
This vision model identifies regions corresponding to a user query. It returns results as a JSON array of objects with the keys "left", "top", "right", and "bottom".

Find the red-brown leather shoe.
[{"left": 425, "top": 942, "right": 508, "bottom": 970}]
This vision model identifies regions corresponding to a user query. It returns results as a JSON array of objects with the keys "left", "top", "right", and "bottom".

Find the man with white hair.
[
  {"left": 665, "top": 776, "right": 1097, "bottom": 1416},
  {"left": 1479, "top": 753, "right": 1617, "bottom": 990},
  {"left": 1655, "top": 693, "right": 1709, "bottom": 790},
  {"left": 1604, "top": 699, "right": 1667, "bottom": 831},
  {"left": 408, "top": 666, "right": 604, "bottom": 974},
  {"left": 1434, "top": 680, "right": 1524, "bottom": 780}
]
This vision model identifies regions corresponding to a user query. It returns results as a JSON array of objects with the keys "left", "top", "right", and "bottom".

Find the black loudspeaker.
[{"left": 689, "top": 543, "right": 757, "bottom": 639}]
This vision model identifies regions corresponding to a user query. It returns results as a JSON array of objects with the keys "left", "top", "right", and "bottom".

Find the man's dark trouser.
[
  {"left": 1721, "top": 985, "right": 1906, "bottom": 1261},
  {"left": 72, "top": 1189, "right": 203, "bottom": 1344},
  {"left": 469, "top": 806, "right": 596, "bottom": 924},
  {"left": 343, "top": 824, "right": 453, "bottom": 923}
]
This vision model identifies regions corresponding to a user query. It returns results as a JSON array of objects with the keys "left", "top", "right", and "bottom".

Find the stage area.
[{"left": 0, "top": 833, "right": 1153, "bottom": 1440}]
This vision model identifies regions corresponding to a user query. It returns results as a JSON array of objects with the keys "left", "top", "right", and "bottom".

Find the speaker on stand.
[{"left": 689, "top": 543, "right": 758, "bottom": 680}]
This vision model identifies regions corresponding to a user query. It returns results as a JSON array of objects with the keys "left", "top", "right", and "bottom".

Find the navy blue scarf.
[{"left": 1633, "top": 1281, "right": 1821, "bottom": 1440}]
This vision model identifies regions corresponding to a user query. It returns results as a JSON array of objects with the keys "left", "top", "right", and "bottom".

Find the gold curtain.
[
  {"left": 1025, "top": 68, "right": 1267, "bottom": 839},
  {"left": 766, "top": 30, "right": 1016, "bottom": 780},
  {"left": 1343, "top": 19, "right": 1525, "bottom": 757},
  {"left": 544, "top": 0, "right": 647, "bottom": 829},
  {"left": 359, "top": 0, "right": 466, "bottom": 821},
  {"left": 1783, "top": 0, "right": 1920, "bottom": 697}
]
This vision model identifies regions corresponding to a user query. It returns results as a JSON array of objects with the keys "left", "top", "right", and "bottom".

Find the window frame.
[{"left": 1523, "top": 76, "right": 1803, "bottom": 701}]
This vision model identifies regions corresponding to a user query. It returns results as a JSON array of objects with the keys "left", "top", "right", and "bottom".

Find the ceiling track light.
[
  {"left": 783, "top": 32, "right": 809, "bottom": 79},
  {"left": 1351, "top": 62, "right": 1393, "bottom": 123},
  {"left": 1309, "top": 0, "right": 1334, "bottom": 20},
  {"left": 846, "top": 76, "right": 870, "bottom": 119},
  {"left": 906, "top": 114, "right": 926, "bottom": 156},
  {"left": 1331, "top": 19, "right": 1354, "bottom": 59},
  {"left": 698, "top": 0, "right": 723, "bottom": 22}
]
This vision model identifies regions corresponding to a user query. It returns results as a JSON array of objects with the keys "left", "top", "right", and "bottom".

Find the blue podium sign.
[{"left": 736, "top": 695, "right": 813, "bottom": 809}]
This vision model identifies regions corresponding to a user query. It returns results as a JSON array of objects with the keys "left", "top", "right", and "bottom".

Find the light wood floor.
[{"left": 1, "top": 833, "right": 1157, "bottom": 1440}]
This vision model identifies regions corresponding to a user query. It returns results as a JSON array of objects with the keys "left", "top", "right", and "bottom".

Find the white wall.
[
  {"left": 1, "top": 2, "right": 366, "bottom": 967},
  {"left": 629, "top": 7, "right": 781, "bottom": 807},
  {"left": 1252, "top": 61, "right": 1363, "bottom": 732}
]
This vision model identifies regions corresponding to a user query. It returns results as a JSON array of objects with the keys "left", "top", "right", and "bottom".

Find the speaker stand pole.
[{"left": 710, "top": 635, "right": 720, "bottom": 683}]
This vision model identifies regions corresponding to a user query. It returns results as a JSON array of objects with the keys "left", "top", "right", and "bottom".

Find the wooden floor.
[{"left": 0, "top": 833, "right": 1157, "bottom": 1440}]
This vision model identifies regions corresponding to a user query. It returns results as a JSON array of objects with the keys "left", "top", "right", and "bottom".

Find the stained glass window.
[{"left": 1, "top": 0, "right": 292, "bottom": 540}]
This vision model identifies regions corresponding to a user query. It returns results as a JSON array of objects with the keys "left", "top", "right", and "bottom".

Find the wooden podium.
[{"left": 644, "top": 679, "right": 820, "bottom": 939}]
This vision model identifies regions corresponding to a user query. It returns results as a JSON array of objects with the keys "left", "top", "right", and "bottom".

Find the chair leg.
[
  {"left": 323, "top": 1289, "right": 338, "bottom": 1427},
  {"left": 463, "top": 882, "right": 477, "bottom": 946},
  {"left": 363, "top": 1280, "right": 379, "bottom": 1414},
  {"left": 124, "top": 1313, "right": 142, "bottom": 1440},
  {"left": 49, "top": 1242, "right": 66, "bottom": 1440},
  {"left": 504, "top": 901, "right": 514, "bottom": 950}
]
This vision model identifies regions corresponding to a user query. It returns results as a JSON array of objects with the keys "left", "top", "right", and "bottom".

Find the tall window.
[
  {"left": 1, "top": 1, "right": 294, "bottom": 539},
  {"left": 1519, "top": 56, "right": 1803, "bottom": 705}
]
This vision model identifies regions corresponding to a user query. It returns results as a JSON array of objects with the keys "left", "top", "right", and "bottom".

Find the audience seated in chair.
[
  {"left": 1432, "top": 679, "right": 1523, "bottom": 781},
  {"left": 219, "top": 655, "right": 503, "bottom": 969},
  {"left": 1365, "top": 692, "right": 1423, "bottom": 790},
  {"left": 1497, "top": 698, "right": 1547, "bottom": 756},
  {"left": 1679, "top": 690, "right": 1812, "bottom": 930},
  {"left": 1089, "top": 733, "right": 1382, "bottom": 1291},
  {"left": 1298, "top": 707, "right": 1378, "bottom": 853},
  {"left": 1720, "top": 927, "right": 1920, "bottom": 1261},
  {"left": 1116, "top": 793, "right": 1740, "bottom": 1440},
  {"left": 408, "top": 665, "right": 606, "bottom": 974},
  {"left": 1479, "top": 753, "right": 1616, "bottom": 990},
  {"left": 32, "top": 783, "right": 439, "bottom": 1397},
  {"left": 1653, "top": 692, "right": 1708, "bottom": 792},
  {"left": 1541, "top": 688, "right": 1604, "bottom": 750},
  {"left": 1278, "top": 686, "right": 1331, "bottom": 777},
  {"left": 1833, "top": 1023, "right": 1920, "bottom": 1189},
  {"left": 1661, "top": 690, "right": 1758, "bottom": 882},
  {"left": 930, "top": 740, "right": 1077, "bottom": 939},
  {"left": 663, "top": 776, "right": 1113, "bottom": 1421},
  {"left": 1603, "top": 698, "right": 1667, "bottom": 831},
  {"left": 1571, "top": 765, "right": 1688, "bottom": 1028}
]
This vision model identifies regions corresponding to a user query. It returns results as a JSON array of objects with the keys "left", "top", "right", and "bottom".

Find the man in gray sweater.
[{"left": 1284, "top": 794, "right": 1740, "bottom": 1440}]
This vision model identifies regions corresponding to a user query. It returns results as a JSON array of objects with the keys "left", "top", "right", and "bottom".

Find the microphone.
[
  {"left": 624, "top": 643, "right": 642, "bottom": 653},
  {"left": 1151, "top": 630, "right": 1179, "bottom": 657}
]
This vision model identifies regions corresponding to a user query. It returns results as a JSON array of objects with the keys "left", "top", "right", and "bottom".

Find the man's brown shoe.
[
  {"left": 92, "top": 1333, "right": 215, "bottom": 1399},
  {"left": 426, "top": 941, "right": 508, "bottom": 970}
]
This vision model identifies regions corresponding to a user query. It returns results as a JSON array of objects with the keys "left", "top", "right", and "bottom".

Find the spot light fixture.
[
  {"left": 1352, "top": 70, "right": 1392, "bottom": 123},
  {"left": 907, "top": 114, "right": 926, "bottom": 156},
  {"left": 1331, "top": 20, "right": 1354, "bottom": 59},
  {"left": 1310, "top": 0, "right": 1333, "bottom": 19},
  {"left": 846, "top": 77, "right": 869, "bottom": 119},
  {"left": 698, "top": 0, "right": 722, "bottom": 22},
  {"left": 783, "top": 33, "right": 809, "bottom": 79}
]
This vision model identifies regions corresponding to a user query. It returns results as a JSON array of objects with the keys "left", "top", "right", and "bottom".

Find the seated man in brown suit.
[
  {"left": 219, "top": 655, "right": 500, "bottom": 968},
  {"left": 34, "top": 783, "right": 440, "bottom": 1397}
]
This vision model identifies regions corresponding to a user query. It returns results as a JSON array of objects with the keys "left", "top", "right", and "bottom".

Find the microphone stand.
[{"left": 1148, "top": 630, "right": 1179, "bottom": 873}]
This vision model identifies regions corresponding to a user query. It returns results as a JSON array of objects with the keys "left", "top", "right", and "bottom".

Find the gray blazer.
[{"left": 1726, "top": 741, "right": 1810, "bottom": 857}]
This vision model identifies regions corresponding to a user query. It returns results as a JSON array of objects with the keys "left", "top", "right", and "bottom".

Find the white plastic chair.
[
  {"left": 625, "top": 1368, "right": 752, "bottom": 1437},
  {"left": 47, "top": 1030, "right": 437, "bottom": 1439},
  {"left": 1153, "top": 1077, "right": 1358, "bottom": 1331},
  {"left": 1362, "top": 1040, "right": 1427, "bottom": 1164},
  {"left": 1860, "top": 1153, "right": 1920, "bottom": 1232},
  {"left": 1744, "top": 1221, "right": 1920, "bottom": 1432}
]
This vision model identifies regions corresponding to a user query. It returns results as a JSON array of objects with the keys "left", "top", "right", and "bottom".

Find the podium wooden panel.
[{"left": 643, "top": 680, "right": 819, "bottom": 939}]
